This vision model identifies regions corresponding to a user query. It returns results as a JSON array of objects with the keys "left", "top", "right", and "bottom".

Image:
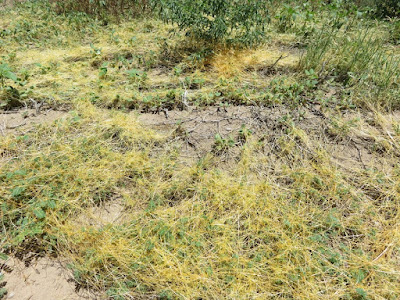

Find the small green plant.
[
  {"left": 327, "top": 117, "right": 359, "bottom": 140},
  {"left": 238, "top": 125, "right": 252, "bottom": 144},
  {"left": 90, "top": 43, "right": 102, "bottom": 56},
  {"left": 110, "top": 29, "right": 120, "bottom": 44},
  {"left": 126, "top": 68, "right": 147, "bottom": 83},
  {"left": 304, "top": 69, "right": 318, "bottom": 89},
  {"left": 276, "top": 4, "right": 301, "bottom": 33},
  {"left": 0, "top": 288, "right": 7, "bottom": 300},
  {"left": 173, "top": 66, "right": 182, "bottom": 76},
  {"left": 99, "top": 63, "right": 108, "bottom": 79},
  {"left": 212, "top": 133, "right": 235, "bottom": 155},
  {"left": 0, "top": 63, "right": 26, "bottom": 109},
  {"left": 355, "top": 288, "right": 368, "bottom": 299},
  {"left": 274, "top": 2, "right": 315, "bottom": 36},
  {"left": 0, "top": 63, "right": 17, "bottom": 87}
]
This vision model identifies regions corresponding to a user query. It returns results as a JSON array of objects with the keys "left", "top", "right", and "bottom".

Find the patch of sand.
[
  {"left": 2, "top": 257, "right": 99, "bottom": 300},
  {"left": 0, "top": 109, "right": 67, "bottom": 136},
  {"left": 77, "top": 199, "right": 127, "bottom": 229}
]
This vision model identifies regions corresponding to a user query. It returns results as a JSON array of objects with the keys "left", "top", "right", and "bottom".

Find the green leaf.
[
  {"left": 47, "top": 200, "right": 57, "bottom": 209},
  {"left": 0, "top": 63, "right": 18, "bottom": 83},
  {"left": 5, "top": 70, "right": 17, "bottom": 82},
  {"left": 0, "top": 253, "right": 8, "bottom": 260},
  {"left": 355, "top": 269, "right": 366, "bottom": 283},
  {"left": 33, "top": 208, "right": 46, "bottom": 219},
  {"left": 11, "top": 186, "right": 25, "bottom": 197},
  {"left": 356, "top": 288, "right": 368, "bottom": 299},
  {"left": 0, "top": 288, "right": 8, "bottom": 299}
]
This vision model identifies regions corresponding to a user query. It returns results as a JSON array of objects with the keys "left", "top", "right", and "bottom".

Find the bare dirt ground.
[
  {"left": 77, "top": 198, "right": 127, "bottom": 229},
  {"left": 138, "top": 105, "right": 394, "bottom": 171},
  {"left": 2, "top": 257, "right": 99, "bottom": 300},
  {"left": 138, "top": 106, "right": 265, "bottom": 158},
  {"left": 0, "top": 109, "right": 67, "bottom": 136}
]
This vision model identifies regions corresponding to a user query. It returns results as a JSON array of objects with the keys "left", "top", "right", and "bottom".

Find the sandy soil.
[
  {"left": 0, "top": 109, "right": 67, "bottom": 136},
  {"left": 77, "top": 199, "right": 127, "bottom": 229},
  {"left": 2, "top": 257, "right": 99, "bottom": 300}
]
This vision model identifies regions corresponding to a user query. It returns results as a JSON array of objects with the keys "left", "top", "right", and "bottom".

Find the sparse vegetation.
[{"left": 1, "top": 0, "right": 400, "bottom": 299}]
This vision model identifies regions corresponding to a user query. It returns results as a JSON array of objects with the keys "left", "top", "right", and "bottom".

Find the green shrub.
[
  {"left": 374, "top": 0, "right": 400, "bottom": 18},
  {"left": 53, "top": 0, "right": 269, "bottom": 48},
  {"left": 355, "top": 0, "right": 400, "bottom": 17},
  {"left": 157, "top": 0, "right": 269, "bottom": 47}
]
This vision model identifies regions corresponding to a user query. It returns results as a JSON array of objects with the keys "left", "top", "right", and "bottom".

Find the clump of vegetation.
[
  {"left": 157, "top": 0, "right": 269, "bottom": 47},
  {"left": 54, "top": 0, "right": 269, "bottom": 48},
  {"left": 0, "top": 63, "right": 23, "bottom": 109},
  {"left": 300, "top": 21, "right": 400, "bottom": 109},
  {"left": 372, "top": 0, "right": 400, "bottom": 17},
  {"left": 0, "top": 64, "right": 17, "bottom": 87}
]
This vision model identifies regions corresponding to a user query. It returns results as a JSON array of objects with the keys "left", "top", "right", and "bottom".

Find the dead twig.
[
  {"left": 6, "top": 122, "right": 26, "bottom": 129},
  {"left": 271, "top": 54, "right": 288, "bottom": 69},
  {"left": 373, "top": 244, "right": 393, "bottom": 262},
  {"left": 30, "top": 98, "right": 43, "bottom": 115},
  {"left": 351, "top": 139, "right": 367, "bottom": 170}
]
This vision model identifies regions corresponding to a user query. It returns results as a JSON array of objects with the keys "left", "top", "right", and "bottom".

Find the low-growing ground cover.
[{"left": 0, "top": 1, "right": 400, "bottom": 299}]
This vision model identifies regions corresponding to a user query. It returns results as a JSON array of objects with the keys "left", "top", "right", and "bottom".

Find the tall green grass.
[{"left": 300, "top": 20, "right": 400, "bottom": 109}]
